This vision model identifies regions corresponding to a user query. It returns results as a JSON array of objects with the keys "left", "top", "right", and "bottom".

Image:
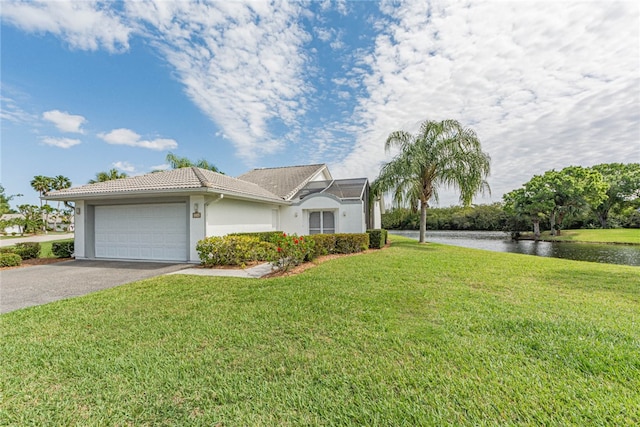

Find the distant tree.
[
  {"left": 0, "top": 184, "right": 22, "bottom": 215},
  {"left": 544, "top": 166, "right": 608, "bottom": 235},
  {"left": 16, "top": 204, "right": 44, "bottom": 235},
  {"left": 30, "top": 175, "right": 53, "bottom": 207},
  {"left": 89, "top": 169, "right": 128, "bottom": 184},
  {"left": 51, "top": 175, "right": 72, "bottom": 230},
  {"left": 166, "top": 152, "right": 222, "bottom": 173},
  {"left": 590, "top": 163, "right": 640, "bottom": 228},
  {"left": 504, "top": 166, "right": 608, "bottom": 237},
  {"left": 373, "top": 119, "right": 491, "bottom": 243}
]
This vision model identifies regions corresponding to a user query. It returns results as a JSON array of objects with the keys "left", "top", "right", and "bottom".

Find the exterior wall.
[
  {"left": 280, "top": 194, "right": 366, "bottom": 235},
  {"left": 205, "top": 197, "right": 279, "bottom": 236},
  {"left": 373, "top": 199, "right": 382, "bottom": 229},
  {"left": 189, "top": 195, "right": 206, "bottom": 262},
  {"left": 74, "top": 200, "right": 86, "bottom": 259}
]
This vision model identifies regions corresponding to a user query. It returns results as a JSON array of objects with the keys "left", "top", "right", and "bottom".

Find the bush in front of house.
[
  {"left": 52, "top": 241, "right": 74, "bottom": 258},
  {"left": 335, "top": 233, "right": 369, "bottom": 254},
  {"left": 13, "top": 242, "right": 41, "bottom": 260},
  {"left": 367, "top": 229, "right": 388, "bottom": 249},
  {"left": 308, "top": 233, "right": 370, "bottom": 256},
  {"left": 0, "top": 253, "right": 22, "bottom": 267},
  {"left": 308, "top": 234, "right": 337, "bottom": 257},
  {"left": 228, "top": 231, "right": 284, "bottom": 244},
  {"left": 196, "top": 235, "right": 275, "bottom": 268},
  {"left": 269, "top": 233, "right": 316, "bottom": 272}
]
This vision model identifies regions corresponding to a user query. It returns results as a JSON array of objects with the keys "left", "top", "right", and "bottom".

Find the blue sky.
[{"left": 2, "top": 0, "right": 639, "bottom": 208}]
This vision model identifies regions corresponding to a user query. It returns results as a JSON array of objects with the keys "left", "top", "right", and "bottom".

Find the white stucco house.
[{"left": 45, "top": 164, "right": 381, "bottom": 263}]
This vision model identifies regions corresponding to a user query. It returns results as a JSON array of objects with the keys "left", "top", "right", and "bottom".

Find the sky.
[{"left": 1, "top": 0, "right": 639, "bottom": 209}]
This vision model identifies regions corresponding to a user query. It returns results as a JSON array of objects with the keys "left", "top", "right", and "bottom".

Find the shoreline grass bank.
[
  {"left": 518, "top": 228, "right": 639, "bottom": 245},
  {"left": 1, "top": 236, "right": 638, "bottom": 425}
]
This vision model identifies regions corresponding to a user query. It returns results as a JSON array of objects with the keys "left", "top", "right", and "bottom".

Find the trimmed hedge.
[
  {"left": 229, "top": 231, "right": 284, "bottom": 244},
  {"left": 196, "top": 235, "right": 275, "bottom": 267},
  {"left": 13, "top": 242, "right": 41, "bottom": 260},
  {"left": 52, "top": 241, "right": 74, "bottom": 258},
  {"left": 367, "top": 229, "right": 388, "bottom": 249},
  {"left": 308, "top": 233, "right": 369, "bottom": 257},
  {"left": 0, "top": 253, "right": 22, "bottom": 267}
]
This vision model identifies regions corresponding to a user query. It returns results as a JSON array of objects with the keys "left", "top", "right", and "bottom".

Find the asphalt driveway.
[{"left": 0, "top": 260, "right": 191, "bottom": 314}]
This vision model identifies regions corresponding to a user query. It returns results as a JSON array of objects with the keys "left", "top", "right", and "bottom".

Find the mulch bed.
[{"left": 0, "top": 257, "right": 72, "bottom": 271}]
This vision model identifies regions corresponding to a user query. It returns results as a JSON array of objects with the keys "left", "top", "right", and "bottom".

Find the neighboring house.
[
  {"left": 1, "top": 214, "right": 24, "bottom": 235},
  {"left": 45, "top": 164, "right": 381, "bottom": 263},
  {"left": 0, "top": 213, "right": 74, "bottom": 235}
]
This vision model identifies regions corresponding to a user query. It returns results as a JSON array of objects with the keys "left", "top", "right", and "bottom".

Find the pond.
[{"left": 390, "top": 230, "right": 640, "bottom": 267}]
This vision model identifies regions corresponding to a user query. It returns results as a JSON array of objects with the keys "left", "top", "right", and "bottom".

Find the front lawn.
[{"left": 1, "top": 236, "right": 638, "bottom": 425}]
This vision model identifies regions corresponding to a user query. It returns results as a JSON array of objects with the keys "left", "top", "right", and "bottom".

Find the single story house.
[
  {"left": 1, "top": 214, "right": 24, "bottom": 235},
  {"left": 45, "top": 164, "right": 381, "bottom": 263}
]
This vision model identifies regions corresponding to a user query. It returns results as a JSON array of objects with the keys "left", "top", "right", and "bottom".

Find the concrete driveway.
[{"left": 0, "top": 260, "right": 190, "bottom": 314}]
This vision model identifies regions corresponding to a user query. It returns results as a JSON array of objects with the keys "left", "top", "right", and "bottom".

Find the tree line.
[{"left": 381, "top": 163, "right": 640, "bottom": 233}]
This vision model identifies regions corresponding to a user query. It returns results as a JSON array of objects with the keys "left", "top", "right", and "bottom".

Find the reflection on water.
[{"left": 390, "top": 230, "right": 640, "bottom": 267}]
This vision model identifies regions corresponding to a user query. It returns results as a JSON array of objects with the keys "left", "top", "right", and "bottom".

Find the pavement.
[
  {"left": 167, "top": 262, "right": 274, "bottom": 278},
  {"left": 0, "top": 259, "right": 275, "bottom": 314},
  {"left": 0, "top": 233, "right": 75, "bottom": 247}
]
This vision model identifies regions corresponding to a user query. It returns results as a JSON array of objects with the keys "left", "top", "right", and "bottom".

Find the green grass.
[
  {"left": 1, "top": 236, "right": 638, "bottom": 425},
  {"left": 538, "top": 228, "right": 640, "bottom": 244},
  {"left": 2, "top": 238, "right": 73, "bottom": 258},
  {"left": 38, "top": 239, "right": 73, "bottom": 258}
]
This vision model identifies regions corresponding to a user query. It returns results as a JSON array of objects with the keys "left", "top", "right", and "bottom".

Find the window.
[{"left": 309, "top": 211, "right": 335, "bottom": 234}]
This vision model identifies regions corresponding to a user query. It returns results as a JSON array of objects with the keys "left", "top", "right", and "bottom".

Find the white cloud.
[
  {"left": 112, "top": 161, "right": 136, "bottom": 173},
  {"left": 0, "top": 0, "right": 132, "bottom": 53},
  {"left": 41, "top": 136, "right": 81, "bottom": 149},
  {"left": 42, "top": 109, "right": 86, "bottom": 133},
  {"left": 124, "top": 0, "right": 311, "bottom": 161},
  {"left": 98, "top": 128, "right": 178, "bottom": 151},
  {"left": 333, "top": 0, "right": 640, "bottom": 206},
  {"left": 0, "top": 96, "right": 36, "bottom": 123}
]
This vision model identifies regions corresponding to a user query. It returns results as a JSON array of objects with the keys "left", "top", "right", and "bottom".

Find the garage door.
[{"left": 95, "top": 203, "right": 187, "bottom": 261}]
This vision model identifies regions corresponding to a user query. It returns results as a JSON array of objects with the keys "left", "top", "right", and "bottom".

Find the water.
[{"left": 390, "top": 230, "right": 640, "bottom": 267}]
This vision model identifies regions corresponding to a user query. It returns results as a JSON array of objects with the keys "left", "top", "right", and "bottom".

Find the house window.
[{"left": 309, "top": 211, "right": 335, "bottom": 234}]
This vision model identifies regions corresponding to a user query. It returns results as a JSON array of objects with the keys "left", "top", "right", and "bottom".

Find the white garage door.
[{"left": 95, "top": 203, "right": 187, "bottom": 261}]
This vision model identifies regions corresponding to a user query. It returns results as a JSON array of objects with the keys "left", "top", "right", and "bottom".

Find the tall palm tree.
[
  {"left": 30, "top": 175, "right": 53, "bottom": 207},
  {"left": 51, "top": 175, "right": 71, "bottom": 229},
  {"left": 373, "top": 119, "right": 491, "bottom": 243},
  {"left": 166, "top": 152, "right": 222, "bottom": 173},
  {"left": 88, "top": 169, "right": 128, "bottom": 184}
]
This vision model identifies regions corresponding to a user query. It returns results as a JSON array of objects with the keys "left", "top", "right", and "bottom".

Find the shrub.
[
  {"left": 308, "top": 234, "right": 337, "bottom": 257},
  {"left": 308, "top": 233, "right": 369, "bottom": 255},
  {"left": 0, "top": 253, "right": 21, "bottom": 267},
  {"left": 196, "top": 235, "right": 275, "bottom": 267},
  {"left": 52, "top": 241, "right": 74, "bottom": 258},
  {"left": 13, "top": 242, "right": 41, "bottom": 260},
  {"left": 229, "top": 231, "right": 284, "bottom": 243},
  {"left": 269, "top": 233, "right": 316, "bottom": 272},
  {"left": 335, "top": 233, "right": 369, "bottom": 254},
  {"left": 0, "top": 247, "right": 16, "bottom": 254},
  {"left": 367, "top": 229, "right": 388, "bottom": 249}
]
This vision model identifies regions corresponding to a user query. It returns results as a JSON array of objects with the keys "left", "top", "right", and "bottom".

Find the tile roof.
[
  {"left": 237, "top": 164, "right": 328, "bottom": 200},
  {"left": 45, "top": 167, "right": 284, "bottom": 202}
]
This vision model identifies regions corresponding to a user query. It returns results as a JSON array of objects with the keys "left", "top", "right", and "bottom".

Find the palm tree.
[
  {"left": 166, "top": 152, "right": 222, "bottom": 173},
  {"left": 88, "top": 169, "right": 128, "bottom": 184},
  {"left": 51, "top": 175, "right": 71, "bottom": 229},
  {"left": 373, "top": 119, "right": 491, "bottom": 243},
  {"left": 30, "top": 175, "right": 53, "bottom": 207}
]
